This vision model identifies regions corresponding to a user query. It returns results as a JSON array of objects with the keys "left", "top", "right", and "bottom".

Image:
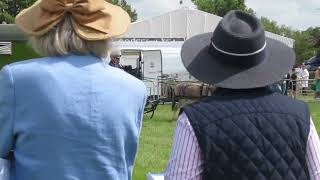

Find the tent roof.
[
  {"left": 0, "top": 7, "right": 294, "bottom": 48},
  {"left": 123, "top": 7, "right": 222, "bottom": 39},
  {"left": 122, "top": 7, "right": 295, "bottom": 48}
]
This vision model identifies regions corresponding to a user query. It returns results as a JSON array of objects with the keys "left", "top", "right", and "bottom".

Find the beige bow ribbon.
[
  {"left": 35, "top": 0, "right": 110, "bottom": 33},
  {"left": 16, "top": 0, "right": 130, "bottom": 40}
]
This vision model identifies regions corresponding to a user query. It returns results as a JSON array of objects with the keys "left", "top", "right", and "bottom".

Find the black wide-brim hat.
[{"left": 181, "top": 10, "right": 295, "bottom": 89}]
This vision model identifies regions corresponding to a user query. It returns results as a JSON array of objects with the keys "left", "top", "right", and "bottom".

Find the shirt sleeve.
[
  {"left": 165, "top": 112, "right": 204, "bottom": 180},
  {"left": 306, "top": 117, "right": 320, "bottom": 180},
  {"left": 302, "top": 70, "right": 309, "bottom": 78},
  {"left": 0, "top": 66, "right": 15, "bottom": 158}
]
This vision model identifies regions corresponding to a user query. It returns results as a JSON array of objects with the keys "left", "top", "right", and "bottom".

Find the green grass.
[
  {"left": 0, "top": 42, "right": 40, "bottom": 69},
  {"left": 133, "top": 102, "right": 320, "bottom": 180},
  {"left": 133, "top": 105, "right": 176, "bottom": 179},
  {"left": 310, "top": 102, "right": 320, "bottom": 130}
]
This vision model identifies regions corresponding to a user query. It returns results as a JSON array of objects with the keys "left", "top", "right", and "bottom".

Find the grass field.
[
  {"left": 309, "top": 101, "right": 320, "bottom": 129},
  {"left": 0, "top": 42, "right": 40, "bottom": 69},
  {"left": 133, "top": 102, "right": 320, "bottom": 180},
  {"left": 133, "top": 105, "right": 176, "bottom": 179}
]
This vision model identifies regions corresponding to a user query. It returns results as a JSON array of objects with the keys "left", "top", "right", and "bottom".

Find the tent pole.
[{"left": 186, "top": 7, "right": 189, "bottom": 39}]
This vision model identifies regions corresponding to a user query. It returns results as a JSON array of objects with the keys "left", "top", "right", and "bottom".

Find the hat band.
[{"left": 211, "top": 41, "right": 267, "bottom": 57}]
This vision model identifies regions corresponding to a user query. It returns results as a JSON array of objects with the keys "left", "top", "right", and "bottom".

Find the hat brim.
[
  {"left": 181, "top": 33, "right": 295, "bottom": 89},
  {"left": 15, "top": 0, "right": 130, "bottom": 40},
  {"left": 74, "top": 4, "right": 130, "bottom": 40}
]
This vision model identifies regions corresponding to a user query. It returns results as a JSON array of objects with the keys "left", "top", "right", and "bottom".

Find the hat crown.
[{"left": 212, "top": 11, "right": 266, "bottom": 55}]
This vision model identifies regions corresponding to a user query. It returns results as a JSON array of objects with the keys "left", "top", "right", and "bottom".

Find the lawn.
[
  {"left": 133, "top": 105, "right": 176, "bottom": 179},
  {"left": 0, "top": 42, "right": 40, "bottom": 69},
  {"left": 133, "top": 102, "right": 320, "bottom": 180},
  {"left": 310, "top": 101, "right": 320, "bottom": 129}
]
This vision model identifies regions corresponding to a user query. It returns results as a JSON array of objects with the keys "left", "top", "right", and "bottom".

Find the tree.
[
  {"left": 0, "top": 0, "right": 36, "bottom": 23},
  {"left": 261, "top": 17, "right": 281, "bottom": 34},
  {"left": 0, "top": 0, "right": 35, "bottom": 23},
  {"left": 306, "top": 27, "right": 320, "bottom": 57},
  {"left": 0, "top": 0, "right": 138, "bottom": 23},
  {"left": 261, "top": 17, "right": 319, "bottom": 64},
  {"left": 293, "top": 31, "right": 315, "bottom": 64},
  {"left": 191, "top": 0, "right": 252, "bottom": 16},
  {"left": 0, "top": 1, "right": 14, "bottom": 23},
  {"left": 105, "top": 0, "right": 138, "bottom": 22}
]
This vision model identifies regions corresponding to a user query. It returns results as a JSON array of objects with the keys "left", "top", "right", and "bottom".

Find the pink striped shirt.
[{"left": 165, "top": 113, "right": 320, "bottom": 180}]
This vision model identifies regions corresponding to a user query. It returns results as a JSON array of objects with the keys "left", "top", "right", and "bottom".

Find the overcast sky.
[{"left": 127, "top": 0, "right": 320, "bottom": 31}]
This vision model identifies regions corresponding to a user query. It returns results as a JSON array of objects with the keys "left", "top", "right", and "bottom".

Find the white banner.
[{"left": 0, "top": 42, "right": 12, "bottom": 55}]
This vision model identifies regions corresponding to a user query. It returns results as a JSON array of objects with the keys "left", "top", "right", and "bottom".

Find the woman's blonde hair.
[{"left": 30, "top": 16, "right": 111, "bottom": 58}]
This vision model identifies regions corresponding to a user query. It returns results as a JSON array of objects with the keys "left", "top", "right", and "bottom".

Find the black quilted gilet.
[{"left": 182, "top": 88, "right": 311, "bottom": 180}]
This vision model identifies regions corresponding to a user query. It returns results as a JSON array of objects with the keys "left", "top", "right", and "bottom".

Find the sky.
[{"left": 126, "top": 0, "right": 320, "bottom": 31}]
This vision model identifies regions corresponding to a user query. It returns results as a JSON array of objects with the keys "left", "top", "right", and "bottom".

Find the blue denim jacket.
[{"left": 0, "top": 54, "right": 147, "bottom": 180}]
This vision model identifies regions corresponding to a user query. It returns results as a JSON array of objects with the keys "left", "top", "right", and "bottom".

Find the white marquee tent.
[{"left": 121, "top": 7, "right": 295, "bottom": 48}]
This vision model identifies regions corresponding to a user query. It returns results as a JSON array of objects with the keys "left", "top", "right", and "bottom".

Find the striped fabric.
[
  {"left": 307, "top": 119, "right": 320, "bottom": 180},
  {"left": 165, "top": 113, "right": 320, "bottom": 180},
  {"left": 165, "top": 113, "right": 203, "bottom": 180}
]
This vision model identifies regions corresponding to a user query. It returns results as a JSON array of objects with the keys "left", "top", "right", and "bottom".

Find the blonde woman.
[{"left": 0, "top": 0, "right": 147, "bottom": 180}]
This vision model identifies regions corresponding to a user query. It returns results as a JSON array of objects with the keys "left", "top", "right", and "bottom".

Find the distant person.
[
  {"left": 315, "top": 66, "right": 320, "bottom": 100},
  {"left": 0, "top": 0, "right": 147, "bottom": 180},
  {"left": 282, "top": 72, "right": 291, "bottom": 95},
  {"left": 165, "top": 10, "right": 320, "bottom": 180},
  {"left": 298, "top": 63, "right": 310, "bottom": 96},
  {"left": 289, "top": 69, "right": 298, "bottom": 98},
  {"left": 109, "top": 48, "right": 124, "bottom": 69}
]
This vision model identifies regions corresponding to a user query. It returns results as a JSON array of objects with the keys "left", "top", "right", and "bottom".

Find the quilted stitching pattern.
[{"left": 184, "top": 91, "right": 310, "bottom": 180}]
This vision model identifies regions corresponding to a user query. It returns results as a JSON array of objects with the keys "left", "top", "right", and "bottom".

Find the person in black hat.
[
  {"left": 165, "top": 11, "right": 320, "bottom": 180},
  {"left": 289, "top": 68, "right": 298, "bottom": 98}
]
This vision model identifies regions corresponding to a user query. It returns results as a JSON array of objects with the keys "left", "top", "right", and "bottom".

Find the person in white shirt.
[{"left": 298, "top": 64, "right": 310, "bottom": 96}]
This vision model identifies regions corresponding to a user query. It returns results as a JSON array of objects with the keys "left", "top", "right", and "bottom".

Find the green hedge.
[
  {"left": 0, "top": 41, "right": 41, "bottom": 68},
  {"left": 310, "top": 71, "right": 315, "bottom": 79}
]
